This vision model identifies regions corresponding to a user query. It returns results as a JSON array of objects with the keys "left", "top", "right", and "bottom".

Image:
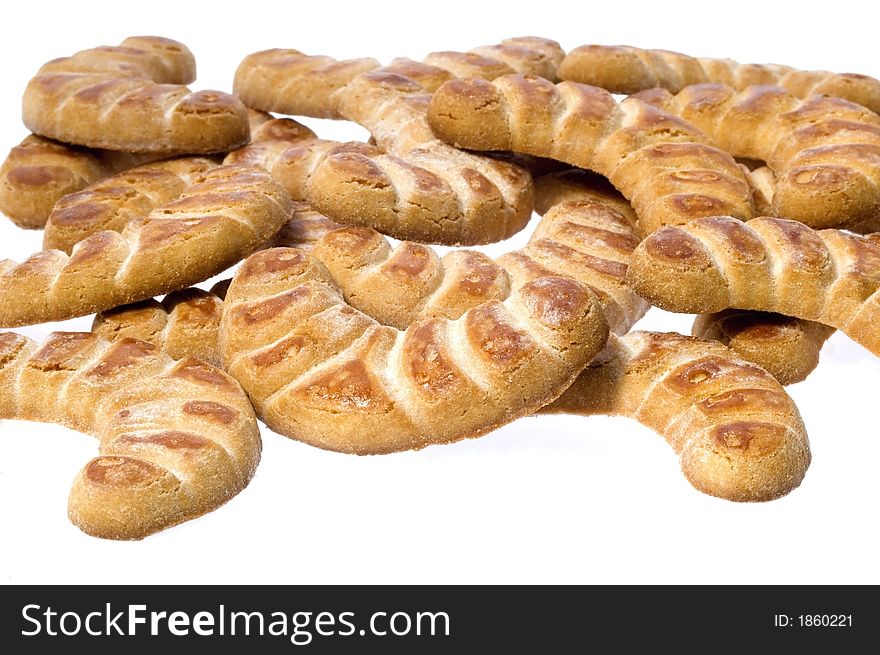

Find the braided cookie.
[
  {"left": 234, "top": 38, "right": 562, "bottom": 120},
  {"left": 0, "top": 164, "right": 292, "bottom": 326},
  {"left": 541, "top": 331, "right": 810, "bottom": 501},
  {"left": 558, "top": 45, "right": 880, "bottom": 114},
  {"left": 634, "top": 84, "right": 880, "bottom": 229},
  {"left": 234, "top": 50, "right": 381, "bottom": 119},
  {"left": 627, "top": 216, "right": 880, "bottom": 356},
  {"left": 0, "top": 136, "right": 154, "bottom": 229},
  {"left": 237, "top": 48, "right": 547, "bottom": 244},
  {"left": 427, "top": 74, "right": 755, "bottom": 236},
  {"left": 234, "top": 59, "right": 534, "bottom": 244},
  {"left": 219, "top": 248, "right": 607, "bottom": 454},
  {"left": 230, "top": 125, "right": 546, "bottom": 246},
  {"left": 24, "top": 37, "right": 249, "bottom": 153},
  {"left": 692, "top": 310, "right": 834, "bottom": 386},
  {"left": 498, "top": 170, "right": 648, "bottom": 333},
  {"left": 308, "top": 67, "right": 534, "bottom": 244},
  {"left": 0, "top": 331, "right": 260, "bottom": 539}
]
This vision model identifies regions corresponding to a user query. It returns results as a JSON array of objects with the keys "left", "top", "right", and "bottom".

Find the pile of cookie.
[{"left": 2, "top": 37, "right": 878, "bottom": 539}]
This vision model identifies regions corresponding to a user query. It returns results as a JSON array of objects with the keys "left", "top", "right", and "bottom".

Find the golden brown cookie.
[
  {"left": 23, "top": 37, "right": 249, "bottom": 153},
  {"left": 234, "top": 49, "right": 381, "bottom": 119},
  {"left": 0, "top": 107, "right": 271, "bottom": 230},
  {"left": 542, "top": 331, "right": 810, "bottom": 501},
  {"left": 234, "top": 38, "right": 562, "bottom": 120},
  {"left": 219, "top": 248, "right": 608, "bottom": 454},
  {"left": 307, "top": 66, "right": 534, "bottom": 244},
  {"left": 558, "top": 44, "right": 880, "bottom": 113},
  {"left": 632, "top": 84, "right": 880, "bottom": 229},
  {"left": 0, "top": 164, "right": 292, "bottom": 326},
  {"left": 428, "top": 74, "right": 755, "bottom": 236},
  {"left": 235, "top": 59, "right": 535, "bottom": 245},
  {"left": 0, "top": 331, "right": 260, "bottom": 539},
  {"left": 224, "top": 116, "right": 377, "bottom": 203},
  {"left": 628, "top": 216, "right": 880, "bottom": 356}
]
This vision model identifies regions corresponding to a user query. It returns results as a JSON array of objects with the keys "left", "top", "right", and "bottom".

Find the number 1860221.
[{"left": 774, "top": 614, "right": 852, "bottom": 627}]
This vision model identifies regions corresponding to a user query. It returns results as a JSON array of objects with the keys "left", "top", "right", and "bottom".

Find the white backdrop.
[{"left": 1, "top": 0, "right": 878, "bottom": 584}]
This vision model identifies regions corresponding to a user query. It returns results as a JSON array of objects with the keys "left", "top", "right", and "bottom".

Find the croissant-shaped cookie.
[
  {"left": 308, "top": 67, "right": 535, "bottom": 244},
  {"left": 628, "top": 216, "right": 880, "bottom": 357},
  {"left": 634, "top": 84, "right": 880, "bottom": 229},
  {"left": 427, "top": 74, "right": 755, "bottom": 235},
  {"left": 234, "top": 49, "right": 382, "bottom": 119},
  {"left": 23, "top": 37, "right": 249, "bottom": 153},
  {"left": 219, "top": 248, "right": 608, "bottom": 454},
  {"left": 234, "top": 37, "right": 563, "bottom": 120},
  {"left": 692, "top": 310, "right": 834, "bottom": 386},
  {"left": 542, "top": 331, "right": 810, "bottom": 501},
  {"left": 667, "top": 165, "right": 836, "bottom": 383},
  {"left": 236, "top": 60, "right": 535, "bottom": 245},
  {"left": 0, "top": 331, "right": 260, "bottom": 539},
  {"left": 0, "top": 164, "right": 292, "bottom": 326},
  {"left": 537, "top": 169, "right": 833, "bottom": 383},
  {"left": 558, "top": 44, "right": 880, "bottom": 114},
  {"left": 226, "top": 110, "right": 361, "bottom": 201}
]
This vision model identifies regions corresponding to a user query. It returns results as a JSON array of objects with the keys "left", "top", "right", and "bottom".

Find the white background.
[{"left": 1, "top": 0, "right": 878, "bottom": 584}]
